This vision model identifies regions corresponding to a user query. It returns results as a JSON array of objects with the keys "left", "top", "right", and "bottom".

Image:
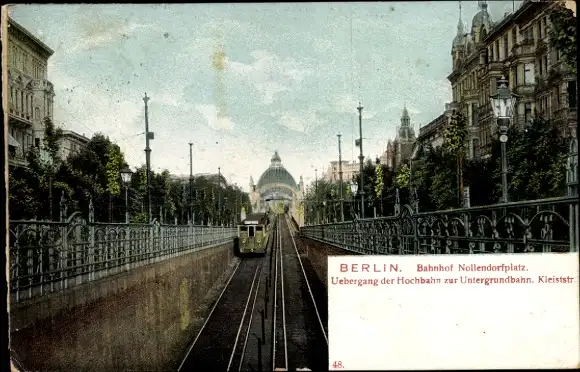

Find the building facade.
[
  {"left": 58, "top": 130, "right": 90, "bottom": 160},
  {"left": 250, "top": 151, "right": 301, "bottom": 214},
  {"left": 448, "top": 0, "right": 577, "bottom": 158},
  {"left": 323, "top": 160, "right": 360, "bottom": 183},
  {"left": 7, "top": 17, "right": 55, "bottom": 167},
  {"left": 416, "top": 102, "right": 457, "bottom": 153},
  {"left": 378, "top": 106, "right": 417, "bottom": 169}
]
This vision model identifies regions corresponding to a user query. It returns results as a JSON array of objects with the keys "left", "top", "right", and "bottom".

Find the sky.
[{"left": 9, "top": 1, "right": 522, "bottom": 192}]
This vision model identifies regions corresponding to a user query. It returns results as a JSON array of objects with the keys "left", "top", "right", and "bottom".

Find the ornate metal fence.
[
  {"left": 301, "top": 136, "right": 579, "bottom": 255},
  {"left": 8, "top": 198, "right": 237, "bottom": 303},
  {"left": 301, "top": 195, "right": 578, "bottom": 255}
]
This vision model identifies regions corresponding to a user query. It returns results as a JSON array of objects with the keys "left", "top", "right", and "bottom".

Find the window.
[
  {"left": 503, "top": 36, "right": 508, "bottom": 60},
  {"left": 20, "top": 91, "right": 24, "bottom": 114},
  {"left": 568, "top": 81, "right": 577, "bottom": 108},
  {"left": 472, "top": 138, "right": 480, "bottom": 158},
  {"left": 35, "top": 138, "right": 41, "bottom": 148},
  {"left": 524, "top": 103, "right": 533, "bottom": 123},
  {"left": 249, "top": 226, "right": 255, "bottom": 237},
  {"left": 513, "top": 65, "right": 519, "bottom": 86},
  {"left": 490, "top": 77, "right": 498, "bottom": 95},
  {"left": 524, "top": 63, "right": 535, "bottom": 84},
  {"left": 471, "top": 103, "right": 478, "bottom": 127},
  {"left": 35, "top": 107, "right": 40, "bottom": 119},
  {"left": 488, "top": 46, "right": 494, "bottom": 62},
  {"left": 511, "top": 28, "right": 517, "bottom": 49}
]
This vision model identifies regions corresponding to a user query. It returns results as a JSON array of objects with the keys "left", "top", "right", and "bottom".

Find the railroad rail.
[{"left": 178, "top": 214, "right": 326, "bottom": 371}]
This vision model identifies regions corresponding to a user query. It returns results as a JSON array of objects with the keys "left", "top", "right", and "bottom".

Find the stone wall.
[
  {"left": 9, "top": 243, "right": 237, "bottom": 371},
  {"left": 299, "top": 237, "right": 359, "bottom": 289}
]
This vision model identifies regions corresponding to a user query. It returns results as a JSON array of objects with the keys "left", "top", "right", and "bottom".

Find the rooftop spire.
[{"left": 458, "top": 1, "right": 464, "bottom": 33}]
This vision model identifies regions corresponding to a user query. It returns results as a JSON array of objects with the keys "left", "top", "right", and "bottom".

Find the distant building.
[
  {"left": 323, "top": 160, "right": 360, "bottom": 183},
  {"left": 58, "top": 130, "right": 90, "bottom": 160},
  {"left": 7, "top": 17, "right": 55, "bottom": 167},
  {"left": 378, "top": 106, "right": 417, "bottom": 170},
  {"left": 416, "top": 102, "right": 457, "bottom": 153}
]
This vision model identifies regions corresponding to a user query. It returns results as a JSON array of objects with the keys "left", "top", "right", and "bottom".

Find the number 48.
[{"left": 332, "top": 361, "right": 344, "bottom": 369}]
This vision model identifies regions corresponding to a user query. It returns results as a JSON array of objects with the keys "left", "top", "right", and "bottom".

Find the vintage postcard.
[{"left": 3, "top": 1, "right": 578, "bottom": 371}]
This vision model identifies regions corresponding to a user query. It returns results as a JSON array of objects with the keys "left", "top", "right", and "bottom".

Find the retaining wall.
[{"left": 9, "top": 242, "right": 237, "bottom": 371}]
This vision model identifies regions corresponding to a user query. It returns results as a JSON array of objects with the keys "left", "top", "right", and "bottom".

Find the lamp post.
[
  {"left": 323, "top": 200, "right": 327, "bottom": 223},
  {"left": 120, "top": 166, "right": 133, "bottom": 223},
  {"left": 350, "top": 181, "right": 358, "bottom": 220},
  {"left": 356, "top": 102, "right": 365, "bottom": 218},
  {"left": 490, "top": 75, "right": 517, "bottom": 204},
  {"left": 337, "top": 134, "right": 344, "bottom": 222}
]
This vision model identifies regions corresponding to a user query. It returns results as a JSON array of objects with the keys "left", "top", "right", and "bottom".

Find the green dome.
[{"left": 257, "top": 151, "right": 298, "bottom": 191}]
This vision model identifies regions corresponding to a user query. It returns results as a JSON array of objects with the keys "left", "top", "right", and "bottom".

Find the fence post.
[
  {"left": 88, "top": 196, "right": 96, "bottom": 283},
  {"left": 567, "top": 135, "right": 578, "bottom": 252},
  {"left": 59, "top": 192, "right": 68, "bottom": 291}
]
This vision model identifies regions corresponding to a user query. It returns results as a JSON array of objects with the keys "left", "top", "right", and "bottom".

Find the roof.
[
  {"left": 257, "top": 151, "right": 298, "bottom": 190},
  {"left": 241, "top": 213, "right": 269, "bottom": 224},
  {"left": 8, "top": 17, "right": 54, "bottom": 57},
  {"left": 61, "top": 130, "right": 90, "bottom": 144}
]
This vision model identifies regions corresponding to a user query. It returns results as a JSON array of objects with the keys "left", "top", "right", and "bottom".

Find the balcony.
[
  {"left": 513, "top": 83, "right": 535, "bottom": 96},
  {"left": 512, "top": 41, "right": 535, "bottom": 57},
  {"left": 8, "top": 140, "right": 30, "bottom": 168},
  {"left": 8, "top": 111, "right": 34, "bottom": 128}
]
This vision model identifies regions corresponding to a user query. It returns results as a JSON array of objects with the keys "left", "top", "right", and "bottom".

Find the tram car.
[{"left": 235, "top": 212, "right": 270, "bottom": 256}]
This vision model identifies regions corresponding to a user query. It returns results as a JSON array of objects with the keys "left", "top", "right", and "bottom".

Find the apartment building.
[
  {"left": 58, "top": 130, "right": 90, "bottom": 160},
  {"left": 7, "top": 17, "right": 55, "bottom": 167},
  {"left": 448, "top": 0, "right": 576, "bottom": 158}
]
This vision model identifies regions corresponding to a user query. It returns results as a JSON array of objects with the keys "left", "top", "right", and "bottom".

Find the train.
[{"left": 235, "top": 212, "right": 271, "bottom": 256}]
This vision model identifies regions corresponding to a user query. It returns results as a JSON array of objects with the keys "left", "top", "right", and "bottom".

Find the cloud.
[
  {"left": 228, "top": 50, "right": 313, "bottom": 105},
  {"left": 71, "top": 21, "right": 157, "bottom": 52},
  {"left": 195, "top": 104, "right": 235, "bottom": 131}
]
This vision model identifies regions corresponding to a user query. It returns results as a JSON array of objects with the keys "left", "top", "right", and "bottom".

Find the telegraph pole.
[
  {"left": 143, "top": 93, "right": 153, "bottom": 224},
  {"left": 315, "top": 168, "right": 318, "bottom": 224},
  {"left": 357, "top": 102, "right": 365, "bottom": 218},
  {"left": 189, "top": 142, "right": 193, "bottom": 224},
  {"left": 337, "top": 134, "right": 344, "bottom": 222},
  {"left": 218, "top": 166, "right": 221, "bottom": 226}
]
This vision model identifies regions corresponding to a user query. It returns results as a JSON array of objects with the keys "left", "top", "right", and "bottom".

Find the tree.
[
  {"left": 105, "top": 143, "right": 125, "bottom": 222},
  {"left": 549, "top": 2, "right": 576, "bottom": 74},
  {"left": 443, "top": 110, "right": 468, "bottom": 205},
  {"left": 493, "top": 117, "right": 568, "bottom": 201}
]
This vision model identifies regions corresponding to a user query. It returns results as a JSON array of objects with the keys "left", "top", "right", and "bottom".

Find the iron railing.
[
  {"left": 8, "top": 197, "right": 237, "bottom": 303},
  {"left": 301, "top": 135, "right": 579, "bottom": 255},
  {"left": 301, "top": 195, "right": 578, "bottom": 255}
]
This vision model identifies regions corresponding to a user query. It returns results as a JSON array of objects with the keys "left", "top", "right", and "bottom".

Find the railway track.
[
  {"left": 270, "top": 215, "right": 328, "bottom": 371},
  {"left": 177, "top": 246, "right": 268, "bottom": 370},
  {"left": 178, "top": 214, "right": 327, "bottom": 371}
]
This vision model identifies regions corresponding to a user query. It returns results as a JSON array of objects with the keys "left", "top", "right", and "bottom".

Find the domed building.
[{"left": 249, "top": 151, "right": 304, "bottom": 215}]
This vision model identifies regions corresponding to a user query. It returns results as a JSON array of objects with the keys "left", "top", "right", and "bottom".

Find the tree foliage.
[
  {"left": 443, "top": 110, "right": 468, "bottom": 205},
  {"left": 549, "top": 2, "right": 577, "bottom": 74},
  {"left": 9, "top": 126, "right": 250, "bottom": 225}
]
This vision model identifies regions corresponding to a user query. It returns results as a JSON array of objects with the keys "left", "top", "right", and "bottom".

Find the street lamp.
[
  {"left": 120, "top": 166, "right": 133, "bottom": 223},
  {"left": 490, "top": 75, "right": 517, "bottom": 203},
  {"left": 350, "top": 181, "right": 358, "bottom": 220}
]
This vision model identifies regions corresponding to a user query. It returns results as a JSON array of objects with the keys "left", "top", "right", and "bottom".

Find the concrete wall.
[
  {"left": 9, "top": 242, "right": 237, "bottom": 371},
  {"left": 299, "top": 237, "right": 359, "bottom": 289}
]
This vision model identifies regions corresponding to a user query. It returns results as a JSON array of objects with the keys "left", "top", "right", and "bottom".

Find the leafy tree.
[
  {"left": 443, "top": 110, "right": 468, "bottom": 205},
  {"left": 395, "top": 163, "right": 410, "bottom": 189},
  {"left": 492, "top": 117, "right": 568, "bottom": 201},
  {"left": 549, "top": 2, "right": 576, "bottom": 74}
]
